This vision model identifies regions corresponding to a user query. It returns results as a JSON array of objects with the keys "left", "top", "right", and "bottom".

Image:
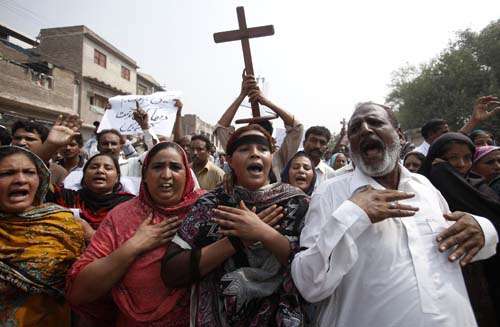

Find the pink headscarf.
[
  {"left": 473, "top": 145, "right": 500, "bottom": 164},
  {"left": 66, "top": 142, "right": 204, "bottom": 326}
]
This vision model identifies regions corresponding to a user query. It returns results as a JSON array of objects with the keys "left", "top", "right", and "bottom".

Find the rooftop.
[{"left": 39, "top": 25, "right": 138, "bottom": 68}]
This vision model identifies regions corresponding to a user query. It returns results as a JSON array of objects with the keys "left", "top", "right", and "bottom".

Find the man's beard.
[{"left": 350, "top": 133, "right": 401, "bottom": 177}]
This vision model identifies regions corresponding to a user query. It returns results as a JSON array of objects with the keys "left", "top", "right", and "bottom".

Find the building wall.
[
  {"left": 82, "top": 38, "right": 136, "bottom": 94},
  {"left": 37, "top": 27, "right": 83, "bottom": 74},
  {"left": 0, "top": 59, "right": 76, "bottom": 123},
  {"left": 182, "top": 114, "right": 221, "bottom": 149},
  {"left": 79, "top": 80, "right": 120, "bottom": 128}
]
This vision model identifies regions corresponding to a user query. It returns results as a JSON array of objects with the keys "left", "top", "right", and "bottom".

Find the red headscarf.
[{"left": 67, "top": 142, "right": 204, "bottom": 326}]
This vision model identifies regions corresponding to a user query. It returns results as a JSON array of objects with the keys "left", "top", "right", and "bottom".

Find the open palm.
[{"left": 46, "top": 114, "right": 82, "bottom": 147}]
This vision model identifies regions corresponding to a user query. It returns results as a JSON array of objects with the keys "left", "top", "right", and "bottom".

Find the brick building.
[
  {"left": 36, "top": 25, "right": 140, "bottom": 138},
  {"left": 0, "top": 25, "right": 77, "bottom": 129},
  {"left": 182, "top": 114, "right": 221, "bottom": 150}
]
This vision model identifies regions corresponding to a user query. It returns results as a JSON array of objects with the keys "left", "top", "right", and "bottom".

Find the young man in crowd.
[
  {"left": 292, "top": 102, "right": 497, "bottom": 327},
  {"left": 190, "top": 134, "right": 225, "bottom": 190},
  {"left": 302, "top": 126, "right": 335, "bottom": 188},
  {"left": 11, "top": 120, "right": 68, "bottom": 184},
  {"left": 414, "top": 118, "right": 449, "bottom": 155},
  {"left": 58, "top": 134, "right": 85, "bottom": 173}
]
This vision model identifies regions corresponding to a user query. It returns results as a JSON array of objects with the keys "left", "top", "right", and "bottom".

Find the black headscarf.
[
  {"left": 421, "top": 133, "right": 500, "bottom": 324},
  {"left": 420, "top": 132, "right": 500, "bottom": 222},
  {"left": 281, "top": 151, "right": 317, "bottom": 195},
  {"left": 420, "top": 132, "right": 475, "bottom": 177},
  {"left": 47, "top": 153, "right": 134, "bottom": 229}
]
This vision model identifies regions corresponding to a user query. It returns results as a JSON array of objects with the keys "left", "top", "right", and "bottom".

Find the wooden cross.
[
  {"left": 340, "top": 118, "right": 347, "bottom": 132},
  {"left": 214, "top": 7, "right": 276, "bottom": 123}
]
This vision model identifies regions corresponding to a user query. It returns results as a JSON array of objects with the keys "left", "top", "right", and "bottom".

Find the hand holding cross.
[{"left": 214, "top": 6, "right": 276, "bottom": 123}]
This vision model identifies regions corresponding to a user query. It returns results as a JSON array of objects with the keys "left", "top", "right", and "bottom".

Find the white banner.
[{"left": 97, "top": 91, "right": 181, "bottom": 136}]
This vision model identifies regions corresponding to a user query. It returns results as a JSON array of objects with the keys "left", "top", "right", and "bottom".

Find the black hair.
[
  {"left": 305, "top": 126, "right": 331, "bottom": 142},
  {"left": 421, "top": 119, "right": 447, "bottom": 139},
  {"left": 11, "top": 120, "right": 49, "bottom": 142},
  {"left": 81, "top": 153, "right": 122, "bottom": 191},
  {"left": 280, "top": 151, "right": 317, "bottom": 195},
  {"left": 0, "top": 126, "right": 11, "bottom": 145},
  {"left": 469, "top": 129, "right": 494, "bottom": 142},
  {"left": 403, "top": 151, "right": 426, "bottom": 165},
  {"left": 256, "top": 120, "right": 273, "bottom": 136},
  {"left": 72, "top": 134, "right": 84, "bottom": 147},
  {"left": 97, "top": 129, "right": 125, "bottom": 145},
  {"left": 191, "top": 134, "right": 213, "bottom": 151}
]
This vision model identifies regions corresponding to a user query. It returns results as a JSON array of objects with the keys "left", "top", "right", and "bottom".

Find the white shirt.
[
  {"left": 291, "top": 164, "right": 498, "bottom": 327},
  {"left": 332, "top": 162, "right": 354, "bottom": 177},
  {"left": 414, "top": 140, "right": 430, "bottom": 156},
  {"left": 315, "top": 160, "right": 335, "bottom": 189}
]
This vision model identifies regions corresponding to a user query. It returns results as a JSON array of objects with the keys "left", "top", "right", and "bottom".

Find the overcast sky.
[{"left": 1, "top": 0, "right": 500, "bottom": 134}]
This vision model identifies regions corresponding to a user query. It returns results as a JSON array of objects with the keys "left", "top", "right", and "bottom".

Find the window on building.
[
  {"left": 90, "top": 94, "right": 108, "bottom": 108},
  {"left": 121, "top": 66, "right": 130, "bottom": 81},
  {"left": 94, "top": 49, "right": 107, "bottom": 68},
  {"left": 137, "top": 84, "right": 148, "bottom": 95}
]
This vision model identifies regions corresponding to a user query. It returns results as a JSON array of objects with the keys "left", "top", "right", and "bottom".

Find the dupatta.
[
  {"left": 0, "top": 146, "right": 84, "bottom": 325},
  {"left": 175, "top": 183, "right": 309, "bottom": 327},
  {"left": 66, "top": 142, "right": 205, "bottom": 325}
]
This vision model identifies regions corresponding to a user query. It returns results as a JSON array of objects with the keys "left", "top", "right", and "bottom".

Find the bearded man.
[{"left": 291, "top": 102, "right": 498, "bottom": 327}]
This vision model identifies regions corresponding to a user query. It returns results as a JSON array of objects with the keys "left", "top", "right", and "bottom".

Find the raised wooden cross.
[
  {"left": 340, "top": 118, "right": 347, "bottom": 132},
  {"left": 214, "top": 6, "right": 276, "bottom": 123}
]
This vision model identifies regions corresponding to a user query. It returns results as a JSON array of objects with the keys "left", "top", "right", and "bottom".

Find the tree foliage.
[{"left": 387, "top": 19, "right": 500, "bottom": 137}]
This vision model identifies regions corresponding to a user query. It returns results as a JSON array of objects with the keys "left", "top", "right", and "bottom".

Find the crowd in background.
[{"left": 0, "top": 73, "right": 500, "bottom": 327}]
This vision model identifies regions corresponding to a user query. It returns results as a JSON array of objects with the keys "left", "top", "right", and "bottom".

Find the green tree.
[{"left": 387, "top": 20, "right": 500, "bottom": 138}]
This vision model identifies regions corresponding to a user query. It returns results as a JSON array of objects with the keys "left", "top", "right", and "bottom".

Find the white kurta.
[
  {"left": 291, "top": 164, "right": 498, "bottom": 327},
  {"left": 314, "top": 160, "right": 335, "bottom": 189}
]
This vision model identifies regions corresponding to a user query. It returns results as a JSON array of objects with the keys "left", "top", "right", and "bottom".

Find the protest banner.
[{"left": 97, "top": 91, "right": 181, "bottom": 136}]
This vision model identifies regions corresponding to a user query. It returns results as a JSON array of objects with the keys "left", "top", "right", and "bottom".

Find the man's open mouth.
[{"left": 360, "top": 137, "right": 385, "bottom": 157}]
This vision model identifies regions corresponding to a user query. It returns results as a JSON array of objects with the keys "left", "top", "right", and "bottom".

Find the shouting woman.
[{"left": 162, "top": 125, "right": 310, "bottom": 326}]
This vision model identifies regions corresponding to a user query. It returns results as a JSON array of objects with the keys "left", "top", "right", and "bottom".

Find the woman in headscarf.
[
  {"left": 403, "top": 151, "right": 426, "bottom": 174},
  {"left": 0, "top": 146, "right": 84, "bottom": 326},
  {"left": 469, "top": 129, "right": 495, "bottom": 147},
  {"left": 162, "top": 124, "right": 310, "bottom": 326},
  {"left": 281, "top": 151, "right": 317, "bottom": 196},
  {"left": 329, "top": 152, "right": 348, "bottom": 171},
  {"left": 421, "top": 132, "right": 500, "bottom": 326},
  {"left": 66, "top": 142, "right": 205, "bottom": 326},
  {"left": 47, "top": 153, "right": 134, "bottom": 239},
  {"left": 472, "top": 146, "right": 500, "bottom": 196}
]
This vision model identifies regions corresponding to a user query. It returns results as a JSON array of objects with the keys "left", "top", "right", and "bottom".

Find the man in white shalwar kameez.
[{"left": 291, "top": 102, "right": 498, "bottom": 327}]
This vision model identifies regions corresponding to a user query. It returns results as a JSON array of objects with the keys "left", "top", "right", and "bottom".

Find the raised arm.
[
  {"left": 172, "top": 99, "right": 184, "bottom": 143},
  {"left": 459, "top": 95, "right": 500, "bottom": 134},
  {"left": 217, "top": 71, "right": 258, "bottom": 127},
  {"left": 248, "top": 82, "right": 297, "bottom": 127},
  {"left": 34, "top": 114, "right": 82, "bottom": 163}
]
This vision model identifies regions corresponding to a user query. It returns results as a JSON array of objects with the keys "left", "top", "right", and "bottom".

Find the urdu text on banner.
[{"left": 97, "top": 91, "right": 181, "bottom": 136}]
